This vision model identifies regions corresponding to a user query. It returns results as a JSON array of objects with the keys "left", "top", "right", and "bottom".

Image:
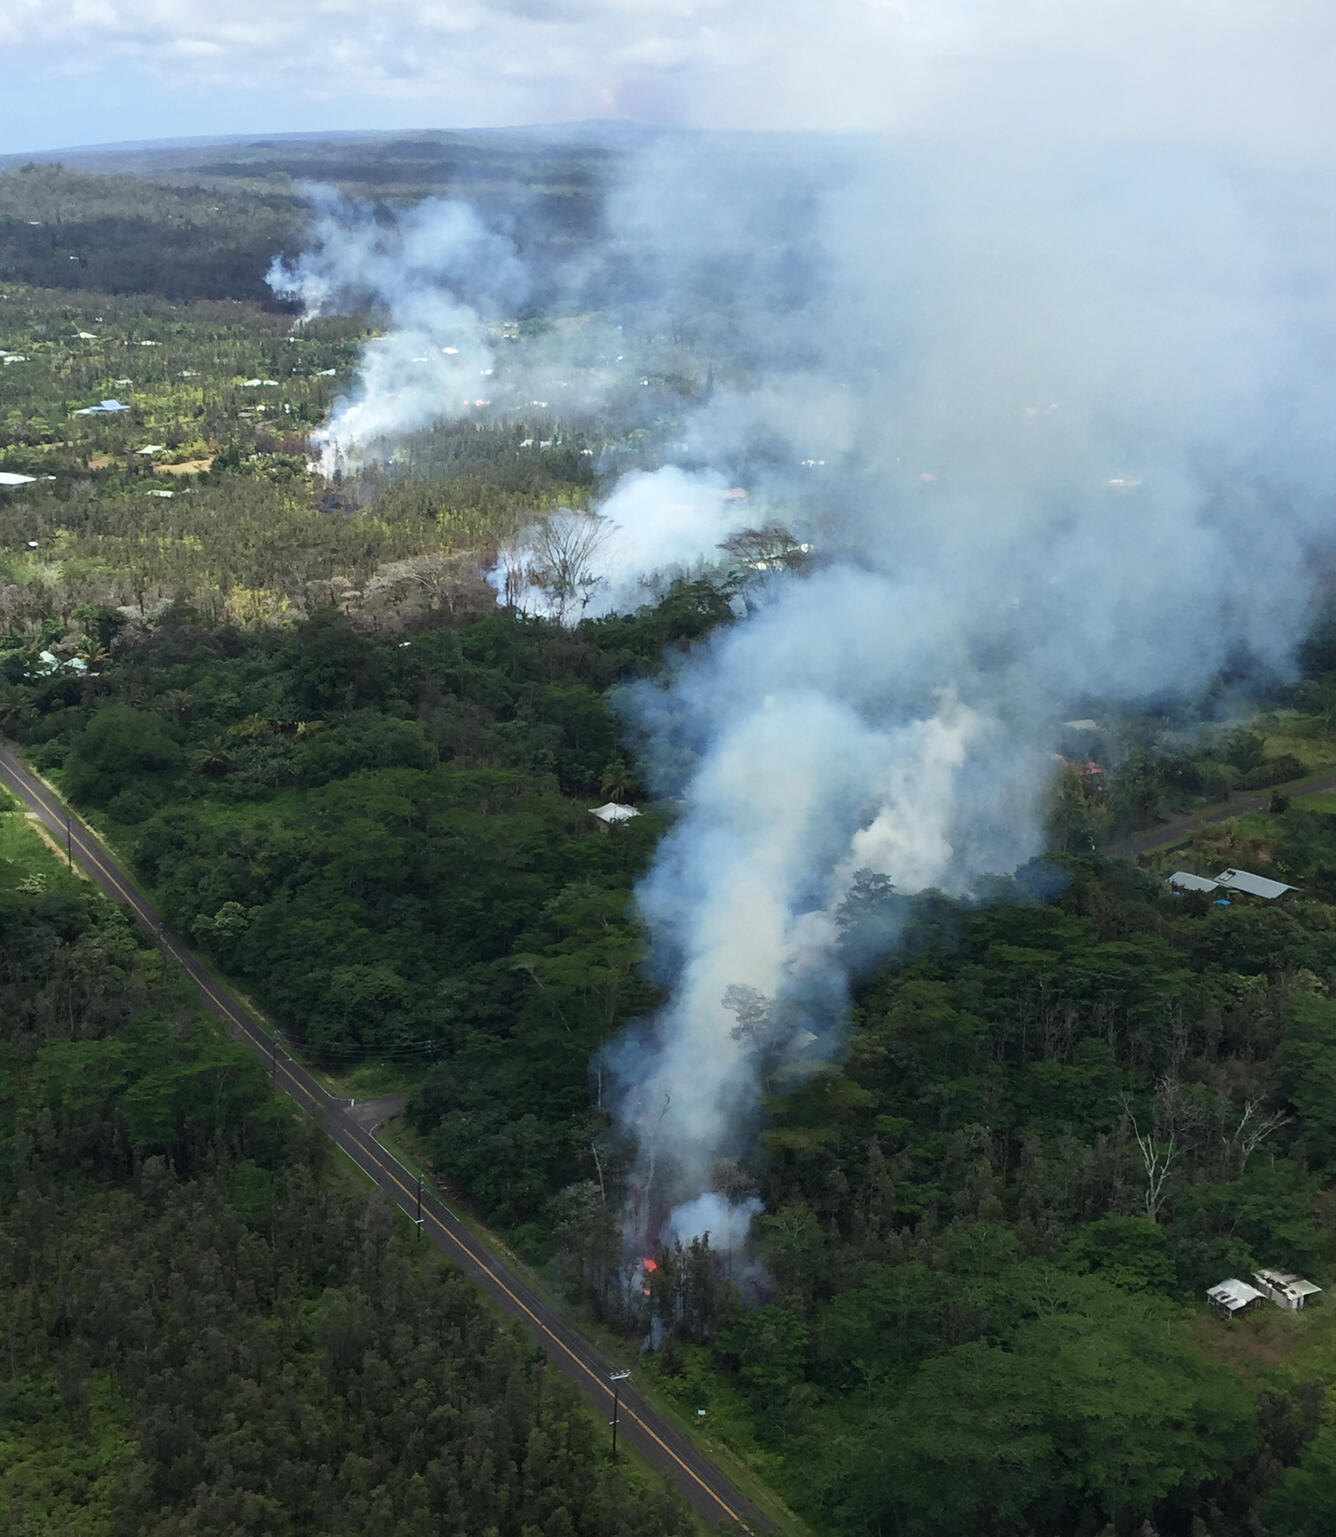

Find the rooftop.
[
  {"left": 1213, "top": 868, "right": 1296, "bottom": 900},
  {"left": 1208, "top": 1278, "right": 1266, "bottom": 1312},
  {"left": 589, "top": 802, "right": 640, "bottom": 825},
  {"left": 1255, "top": 1268, "right": 1322, "bottom": 1299},
  {"left": 74, "top": 398, "right": 130, "bottom": 415},
  {"left": 1169, "top": 871, "right": 1220, "bottom": 893}
]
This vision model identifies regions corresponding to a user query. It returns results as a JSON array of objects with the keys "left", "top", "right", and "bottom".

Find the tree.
[
  {"left": 62, "top": 703, "right": 180, "bottom": 805},
  {"left": 500, "top": 513, "right": 610, "bottom": 620}
]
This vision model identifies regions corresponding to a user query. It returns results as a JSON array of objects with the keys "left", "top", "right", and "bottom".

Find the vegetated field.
[
  {"left": 0, "top": 805, "right": 697, "bottom": 1537},
  {"left": 0, "top": 151, "right": 711, "bottom": 634},
  {"left": 12, "top": 137, "right": 1336, "bottom": 1537}
]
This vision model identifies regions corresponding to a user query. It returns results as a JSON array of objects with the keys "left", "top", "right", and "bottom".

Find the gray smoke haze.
[{"left": 276, "top": 14, "right": 1336, "bottom": 1259}]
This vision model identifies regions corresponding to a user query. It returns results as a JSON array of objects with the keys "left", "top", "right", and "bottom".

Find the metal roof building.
[
  {"left": 1253, "top": 1269, "right": 1322, "bottom": 1311},
  {"left": 1213, "top": 868, "right": 1296, "bottom": 900},
  {"left": 73, "top": 398, "right": 130, "bottom": 415},
  {"left": 589, "top": 803, "right": 640, "bottom": 825},
  {"left": 1169, "top": 871, "right": 1220, "bottom": 893},
  {"left": 1207, "top": 1278, "right": 1267, "bottom": 1317}
]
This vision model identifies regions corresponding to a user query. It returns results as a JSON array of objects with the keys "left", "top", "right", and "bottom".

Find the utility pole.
[{"left": 609, "top": 1370, "right": 631, "bottom": 1461}]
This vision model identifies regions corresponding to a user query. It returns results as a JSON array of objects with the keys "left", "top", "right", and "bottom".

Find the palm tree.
[{"left": 599, "top": 759, "right": 637, "bottom": 801}]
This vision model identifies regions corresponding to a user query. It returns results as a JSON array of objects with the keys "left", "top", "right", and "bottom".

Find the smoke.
[
  {"left": 276, "top": 18, "right": 1336, "bottom": 1263},
  {"left": 604, "top": 140, "right": 1336, "bottom": 1249},
  {"left": 494, "top": 468, "right": 765, "bottom": 620},
  {"left": 268, "top": 188, "right": 529, "bottom": 475},
  {"left": 661, "top": 1193, "right": 763, "bottom": 1257}
]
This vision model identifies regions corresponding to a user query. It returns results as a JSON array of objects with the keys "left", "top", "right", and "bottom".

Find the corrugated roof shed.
[
  {"left": 1254, "top": 1269, "right": 1323, "bottom": 1307},
  {"left": 1208, "top": 1278, "right": 1266, "bottom": 1314},
  {"left": 1213, "top": 868, "right": 1296, "bottom": 899},
  {"left": 1169, "top": 871, "right": 1220, "bottom": 893}
]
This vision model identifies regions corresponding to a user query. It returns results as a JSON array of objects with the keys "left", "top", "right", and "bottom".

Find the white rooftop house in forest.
[
  {"left": 1168, "top": 868, "right": 1296, "bottom": 899},
  {"left": 1169, "top": 871, "right": 1221, "bottom": 894},
  {"left": 1213, "top": 868, "right": 1296, "bottom": 899},
  {"left": 1253, "top": 1270, "right": 1322, "bottom": 1310},
  {"left": 1207, "top": 1279, "right": 1267, "bottom": 1318},
  {"left": 589, "top": 803, "right": 640, "bottom": 825}
]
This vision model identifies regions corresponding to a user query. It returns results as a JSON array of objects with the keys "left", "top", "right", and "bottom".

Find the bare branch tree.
[
  {"left": 590, "top": 1138, "right": 607, "bottom": 1208},
  {"left": 1121, "top": 1089, "right": 1179, "bottom": 1222},
  {"left": 1223, "top": 1098, "right": 1291, "bottom": 1176},
  {"left": 499, "top": 512, "right": 610, "bottom": 620}
]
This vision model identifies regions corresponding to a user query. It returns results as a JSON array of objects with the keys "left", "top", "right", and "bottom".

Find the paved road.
[
  {"left": 1112, "top": 769, "right": 1336, "bottom": 858},
  {"left": 0, "top": 741, "right": 774, "bottom": 1535}
]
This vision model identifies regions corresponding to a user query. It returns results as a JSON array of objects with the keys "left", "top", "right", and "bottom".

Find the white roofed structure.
[
  {"left": 1207, "top": 1278, "right": 1266, "bottom": 1317},
  {"left": 0, "top": 472, "right": 36, "bottom": 486},
  {"left": 589, "top": 803, "right": 640, "bottom": 825},
  {"left": 1169, "top": 871, "right": 1219, "bottom": 894},
  {"left": 1253, "top": 1269, "right": 1322, "bottom": 1310},
  {"left": 1213, "top": 868, "right": 1296, "bottom": 900}
]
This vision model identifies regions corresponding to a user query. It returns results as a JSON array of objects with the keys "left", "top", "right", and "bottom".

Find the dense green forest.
[
  {"left": 0, "top": 809, "right": 692, "bottom": 1536},
  {"left": 9, "top": 590, "right": 1336, "bottom": 1536},
  {"left": 9, "top": 141, "right": 1336, "bottom": 1537}
]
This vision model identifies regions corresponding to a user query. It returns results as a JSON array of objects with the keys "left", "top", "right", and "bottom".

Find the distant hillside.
[{"left": 0, "top": 129, "right": 636, "bottom": 300}]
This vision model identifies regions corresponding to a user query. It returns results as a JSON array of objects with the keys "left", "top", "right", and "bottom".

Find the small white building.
[
  {"left": 1253, "top": 1269, "right": 1322, "bottom": 1311},
  {"left": 589, "top": 803, "right": 640, "bottom": 826},
  {"left": 1207, "top": 1278, "right": 1267, "bottom": 1318}
]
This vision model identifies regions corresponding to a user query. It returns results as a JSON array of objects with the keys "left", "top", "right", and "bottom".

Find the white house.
[
  {"left": 1253, "top": 1269, "right": 1322, "bottom": 1311},
  {"left": 1207, "top": 1278, "right": 1267, "bottom": 1318},
  {"left": 589, "top": 803, "right": 640, "bottom": 826}
]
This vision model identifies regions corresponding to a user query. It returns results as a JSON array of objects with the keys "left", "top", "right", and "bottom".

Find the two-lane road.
[{"left": 0, "top": 741, "right": 775, "bottom": 1534}]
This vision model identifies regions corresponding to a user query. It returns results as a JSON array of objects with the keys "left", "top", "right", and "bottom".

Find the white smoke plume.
[
  {"left": 494, "top": 468, "right": 766, "bottom": 620},
  {"left": 268, "top": 188, "right": 528, "bottom": 475},
  {"left": 277, "top": 9, "right": 1336, "bottom": 1262},
  {"left": 605, "top": 137, "right": 1336, "bottom": 1249}
]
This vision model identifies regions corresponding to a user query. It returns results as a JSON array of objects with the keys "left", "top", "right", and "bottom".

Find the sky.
[{"left": 3, "top": 0, "right": 1336, "bottom": 158}]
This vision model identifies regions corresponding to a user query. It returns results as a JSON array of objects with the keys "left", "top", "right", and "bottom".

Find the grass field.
[
  {"left": 0, "top": 785, "right": 83, "bottom": 889},
  {"left": 1194, "top": 1300, "right": 1336, "bottom": 1393},
  {"left": 1258, "top": 711, "right": 1336, "bottom": 773}
]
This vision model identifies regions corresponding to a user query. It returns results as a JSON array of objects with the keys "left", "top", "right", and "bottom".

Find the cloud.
[{"left": 4, "top": 1, "right": 1335, "bottom": 152}]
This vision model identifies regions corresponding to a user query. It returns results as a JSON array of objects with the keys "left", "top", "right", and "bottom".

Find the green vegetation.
[
  {"left": 0, "top": 807, "right": 693, "bottom": 1537},
  {"left": 11, "top": 586, "right": 1336, "bottom": 1536},
  {"left": 11, "top": 137, "right": 1336, "bottom": 1537}
]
